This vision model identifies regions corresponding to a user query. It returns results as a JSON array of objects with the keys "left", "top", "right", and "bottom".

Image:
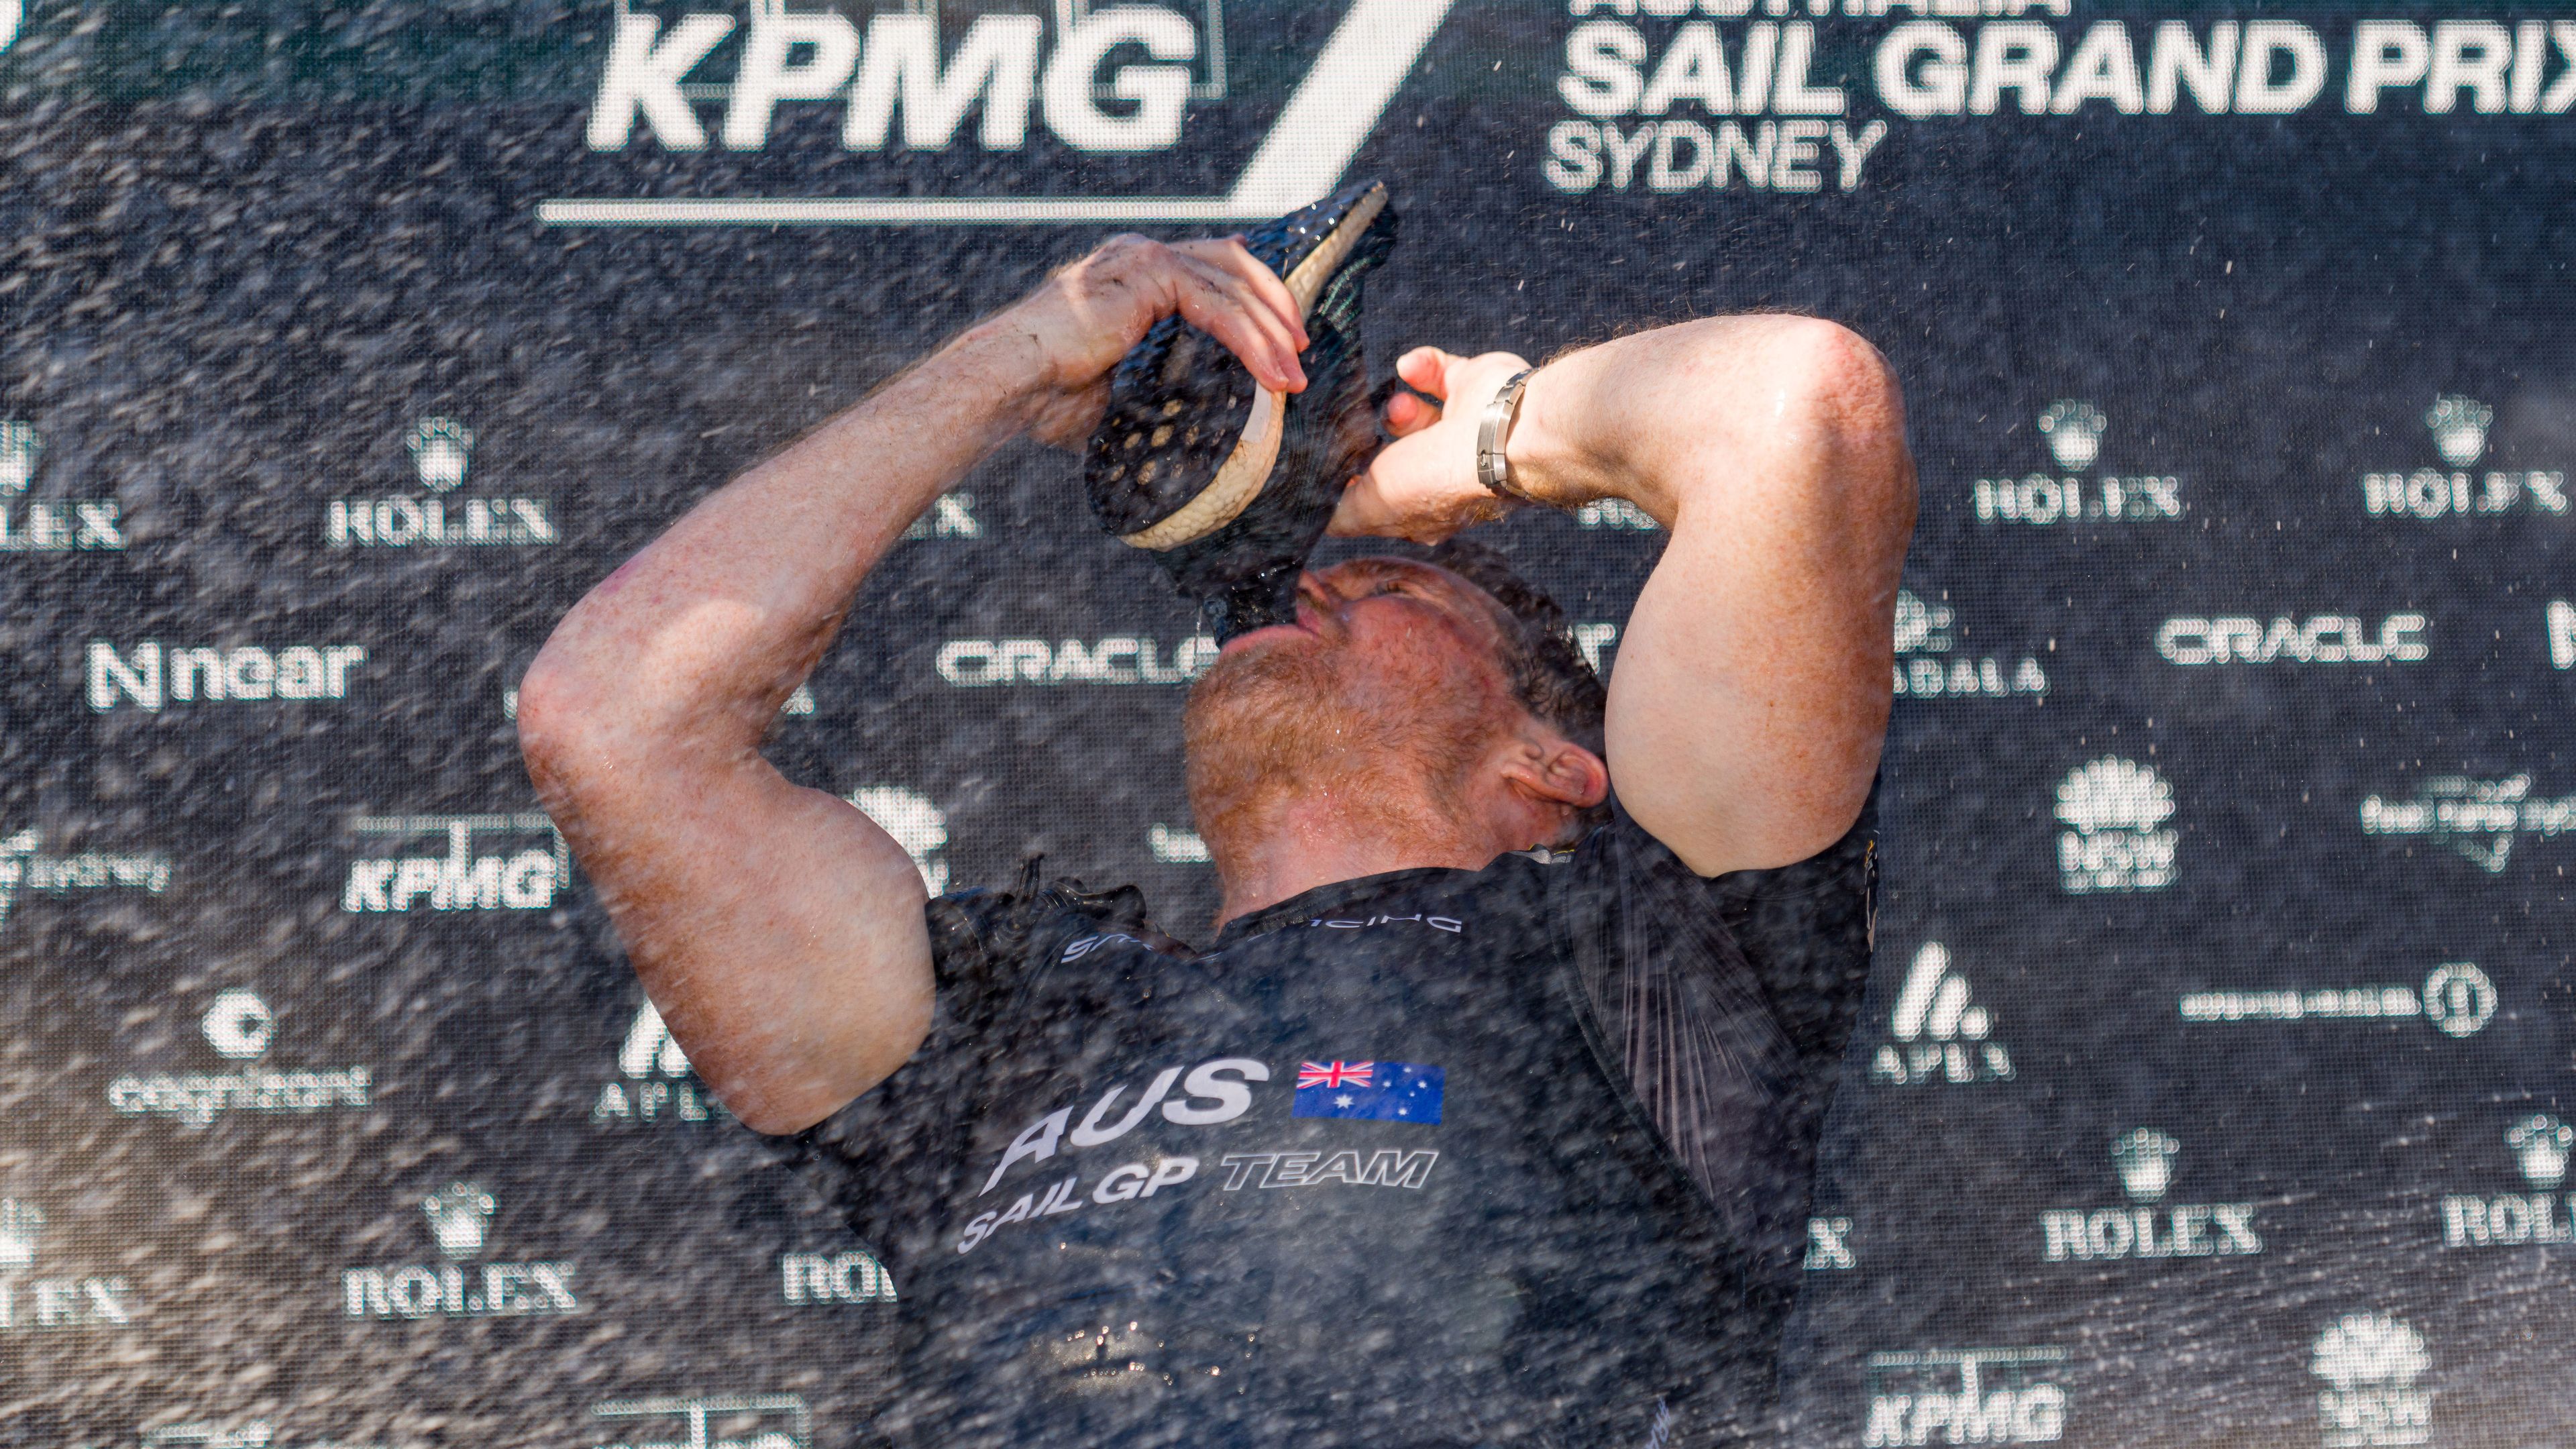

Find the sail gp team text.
[
  {"left": 1546, "top": 14, "right": 2576, "bottom": 195},
  {"left": 953, "top": 1054, "right": 1441, "bottom": 1257}
]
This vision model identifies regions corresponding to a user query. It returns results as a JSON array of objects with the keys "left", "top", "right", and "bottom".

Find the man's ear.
[{"left": 1501, "top": 736, "right": 1609, "bottom": 812}]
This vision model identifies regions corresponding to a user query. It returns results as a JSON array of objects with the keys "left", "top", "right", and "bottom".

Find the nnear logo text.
[{"left": 87, "top": 641, "right": 369, "bottom": 712}]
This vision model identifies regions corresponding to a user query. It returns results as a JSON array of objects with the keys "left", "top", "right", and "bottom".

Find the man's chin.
[{"left": 1216, "top": 619, "right": 1315, "bottom": 657}]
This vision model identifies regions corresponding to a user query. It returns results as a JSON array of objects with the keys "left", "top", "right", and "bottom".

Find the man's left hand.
[{"left": 1330, "top": 345, "right": 1529, "bottom": 542}]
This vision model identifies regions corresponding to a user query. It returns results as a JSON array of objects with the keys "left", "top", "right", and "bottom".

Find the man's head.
[{"left": 1182, "top": 538, "right": 1611, "bottom": 881}]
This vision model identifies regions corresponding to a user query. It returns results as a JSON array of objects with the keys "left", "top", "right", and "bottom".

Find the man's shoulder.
[{"left": 926, "top": 863, "right": 1193, "bottom": 1012}]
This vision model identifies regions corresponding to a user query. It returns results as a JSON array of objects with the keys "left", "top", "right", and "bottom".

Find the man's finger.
[
  {"left": 1383, "top": 390, "right": 1440, "bottom": 437},
  {"left": 1396, "top": 347, "right": 1454, "bottom": 399},
  {"left": 1180, "top": 256, "right": 1306, "bottom": 391},
  {"left": 1185, "top": 237, "right": 1309, "bottom": 353},
  {"left": 1170, "top": 267, "right": 1305, "bottom": 392}
]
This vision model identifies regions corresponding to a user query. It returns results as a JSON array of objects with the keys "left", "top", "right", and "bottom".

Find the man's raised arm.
[
  {"left": 1339, "top": 318, "right": 1915, "bottom": 877},
  {"left": 517, "top": 237, "right": 1308, "bottom": 1134}
]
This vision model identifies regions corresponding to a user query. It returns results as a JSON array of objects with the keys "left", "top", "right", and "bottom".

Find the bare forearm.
[
  {"left": 523, "top": 325, "right": 1046, "bottom": 757},
  {"left": 1505, "top": 316, "right": 1902, "bottom": 527},
  {"left": 1519, "top": 317, "right": 1914, "bottom": 873}
]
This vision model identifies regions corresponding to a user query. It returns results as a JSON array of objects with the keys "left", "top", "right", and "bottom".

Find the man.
[{"left": 519, "top": 226, "right": 1913, "bottom": 1448}]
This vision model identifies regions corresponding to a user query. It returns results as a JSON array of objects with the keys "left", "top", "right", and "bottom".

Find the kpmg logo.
[
  {"left": 591, "top": 999, "right": 728, "bottom": 1126},
  {"left": 780, "top": 1248, "right": 898, "bottom": 1304},
  {"left": 2180, "top": 961, "right": 2496, "bottom": 1040},
  {"left": 0, "top": 1197, "right": 135, "bottom": 1332},
  {"left": 1871, "top": 941, "right": 2013, "bottom": 1086},
  {"left": 0, "top": 827, "right": 169, "bottom": 928},
  {"left": 848, "top": 785, "right": 948, "bottom": 892},
  {"left": 2360, "top": 775, "right": 2574, "bottom": 872},
  {"left": 2312, "top": 1313, "right": 2430, "bottom": 1448},
  {"left": 1863, "top": 1347, "right": 2067, "bottom": 1447},
  {"left": 341, "top": 1182, "right": 579, "bottom": 1320},
  {"left": 590, "top": 1393, "right": 810, "bottom": 1449},
  {"left": 2054, "top": 757, "right": 2174, "bottom": 893},
  {"left": 1891, "top": 588, "right": 2046, "bottom": 700},
  {"left": 1975, "top": 401, "right": 2184, "bottom": 527},
  {"left": 936, "top": 634, "right": 1216, "bottom": 687},
  {"left": 325, "top": 417, "right": 555, "bottom": 547},
  {"left": 108, "top": 988, "right": 372, "bottom": 1128},
  {"left": 339, "top": 812, "right": 566, "bottom": 913},
  {"left": 87, "top": 641, "right": 370, "bottom": 712},
  {"left": 550, "top": 0, "right": 1452, "bottom": 227},
  {"left": 2439, "top": 1112, "right": 2576, "bottom": 1249},
  {"left": 0, "top": 421, "right": 125, "bottom": 551},
  {"left": 2361, "top": 394, "right": 2566, "bottom": 519},
  {"left": 2039, "top": 1128, "right": 2261, "bottom": 1263}
]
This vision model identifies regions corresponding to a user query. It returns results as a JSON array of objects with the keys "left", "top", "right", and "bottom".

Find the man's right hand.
[{"left": 972, "top": 234, "right": 1311, "bottom": 450}]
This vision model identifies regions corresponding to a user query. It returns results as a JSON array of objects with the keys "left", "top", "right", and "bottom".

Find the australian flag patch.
[{"left": 1291, "top": 1060, "right": 1444, "bottom": 1124}]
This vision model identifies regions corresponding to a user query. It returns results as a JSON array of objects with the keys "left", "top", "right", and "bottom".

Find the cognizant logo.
[{"left": 545, "top": 0, "right": 1456, "bottom": 225}]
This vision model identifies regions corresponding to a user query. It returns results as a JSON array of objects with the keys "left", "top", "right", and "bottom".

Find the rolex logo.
[
  {"left": 2111, "top": 1128, "right": 2179, "bottom": 1203},
  {"left": 2508, "top": 1113, "right": 2573, "bottom": 1189},
  {"left": 405, "top": 417, "right": 475, "bottom": 493},
  {"left": 0, "top": 421, "right": 42, "bottom": 495},
  {"left": 2424, "top": 395, "right": 2491, "bottom": 468},
  {"left": 0, "top": 1197, "right": 42, "bottom": 1271},
  {"left": 2041, "top": 1128, "right": 2260, "bottom": 1263},
  {"left": 2036, "top": 400, "right": 2105, "bottom": 471},
  {"left": 421, "top": 1183, "right": 496, "bottom": 1261},
  {"left": 201, "top": 989, "right": 274, "bottom": 1061}
]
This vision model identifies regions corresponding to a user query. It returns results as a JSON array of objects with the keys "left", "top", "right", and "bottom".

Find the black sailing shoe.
[{"left": 1085, "top": 180, "right": 1398, "bottom": 642}]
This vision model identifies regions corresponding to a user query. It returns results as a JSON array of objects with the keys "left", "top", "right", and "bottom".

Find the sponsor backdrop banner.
[{"left": 0, "top": 0, "right": 2567, "bottom": 1442}]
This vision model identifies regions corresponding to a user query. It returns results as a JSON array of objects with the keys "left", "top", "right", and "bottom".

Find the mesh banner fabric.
[{"left": 0, "top": 1, "right": 2568, "bottom": 1443}]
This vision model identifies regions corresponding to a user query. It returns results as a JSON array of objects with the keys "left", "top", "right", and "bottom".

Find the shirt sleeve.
[{"left": 1557, "top": 782, "right": 1880, "bottom": 1262}]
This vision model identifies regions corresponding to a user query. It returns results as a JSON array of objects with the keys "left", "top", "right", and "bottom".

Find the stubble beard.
[{"left": 1182, "top": 639, "right": 1492, "bottom": 881}]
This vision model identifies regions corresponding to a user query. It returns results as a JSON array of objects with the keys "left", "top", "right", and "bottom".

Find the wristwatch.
[{"left": 1476, "top": 368, "right": 1542, "bottom": 504}]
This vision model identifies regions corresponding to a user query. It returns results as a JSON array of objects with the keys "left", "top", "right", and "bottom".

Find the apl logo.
[
  {"left": 551, "top": 0, "right": 1451, "bottom": 226},
  {"left": 2359, "top": 774, "right": 2575, "bottom": 872},
  {"left": 1975, "top": 400, "right": 2183, "bottom": 527},
  {"left": 107, "top": 987, "right": 373, "bottom": 1128},
  {"left": 341, "top": 1182, "right": 579, "bottom": 1320},
  {"left": 1864, "top": 1347, "right": 2068, "bottom": 1447},
  {"left": 1871, "top": 941, "right": 2014, "bottom": 1085},
  {"left": 2312, "top": 1313, "right": 2430, "bottom": 1448},
  {"left": 2055, "top": 757, "right": 2175, "bottom": 893},
  {"left": 0, "top": 1197, "right": 135, "bottom": 1332},
  {"left": 2440, "top": 1111, "right": 2576, "bottom": 1249},
  {"left": 0, "top": 420, "right": 124, "bottom": 551},
  {"left": 591, "top": 999, "right": 729, "bottom": 1126},
  {"left": 325, "top": 417, "right": 555, "bottom": 547},
  {"left": 2361, "top": 393, "right": 2567, "bottom": 520},
  {"left": 2039, "top": 1128, "right": 2261, "bottom": 1264},
  {"left": 1890, "top": 588, "right": 2046, "bottom": 700}
]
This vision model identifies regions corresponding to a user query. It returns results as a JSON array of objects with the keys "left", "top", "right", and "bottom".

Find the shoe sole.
[{"left": 1114, "top": 182, "right": 1391, "bottom": 551}]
